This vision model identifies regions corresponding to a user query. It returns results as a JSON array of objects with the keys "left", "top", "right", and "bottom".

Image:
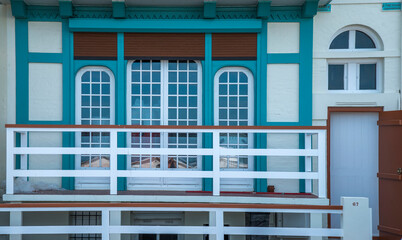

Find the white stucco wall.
[
  {"left": 0, "top": 4, "right": 15, "bottom": 193},
  {"left": 267, "top": 22, "right": 300, "bottom": 53},
  {"left": 28, "top": 21, "right": 62, "bottom": 53},
  {"left": 313, "top": 0, "right": 401, "bottom": 125}
]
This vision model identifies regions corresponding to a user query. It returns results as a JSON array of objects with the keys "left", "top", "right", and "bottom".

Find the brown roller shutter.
[
  {"left": 74, "top": 33, "right": 117, "bottom": 60},
  {"left": 124, "top": 33, "right": 205, "bottom": 60},
  {"left": 212, "top": 33, "right": 257, "bottom": 60}
]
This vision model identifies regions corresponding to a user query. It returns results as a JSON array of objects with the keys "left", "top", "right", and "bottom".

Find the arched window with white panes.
[
  {"left": 214, "top": 67, "right": 254, "bottom": 191},
  {"left": 328, "top": 26, "right": 383, "bottom": 92},
  {"left": 126, "top": 60, "right": 202, "bottom": 190},
  {"left": 75, "top": 66, "right": 115, "bottom": 190}
]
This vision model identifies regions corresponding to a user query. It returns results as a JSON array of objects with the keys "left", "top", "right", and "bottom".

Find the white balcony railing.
[
  {"left": 5, "top": 124, "right": 327, "bottom": 197},
  {"left": 0, "top": 197, "right": 372, "bottom": 240}
]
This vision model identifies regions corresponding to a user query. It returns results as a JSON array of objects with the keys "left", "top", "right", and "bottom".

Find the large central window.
[{"left": 126, "top": 60, "right": 202, "bottom": 190}]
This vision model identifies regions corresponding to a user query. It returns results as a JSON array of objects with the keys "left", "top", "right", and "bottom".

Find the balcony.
[{"left": 4, "top": 124, "right": 327, "bottom": 204}]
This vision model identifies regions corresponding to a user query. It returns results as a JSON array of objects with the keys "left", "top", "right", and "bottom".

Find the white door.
[
  {"left": 330, "top": 112, "right": 379, "bottom": 236},
  {"left": 127, "top": 60, "right": 202, "bottom": 190},
  {"left": 214, "top": 68, "right": 254, "bottom": 191}
]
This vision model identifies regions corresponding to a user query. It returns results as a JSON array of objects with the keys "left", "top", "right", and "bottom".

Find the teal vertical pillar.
[
  {"left": 202, "top": 33, "right": 213, "bottom": 191},
  {"left": 117, "top": 33, "right": 127, "bottom": 191},
  {"left": 62, "top": 21, "right": 75, "bottom": 190},
  {"left": 254, "top": 20, "right": 268, "bottom": 192}
]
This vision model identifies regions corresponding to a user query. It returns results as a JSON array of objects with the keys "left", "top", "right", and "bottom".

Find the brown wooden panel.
[
  {"left": 212, "top": 33, "right": 257, "bottom": 59},
  {"left": 74, "top": 32, "right": 117, "bottom": 59},
  {"left": 124, "top": 33, "right": 205, "bottom": 59},
  {"left": 378, "top": 110, "right": 402, "bottom": 240}
]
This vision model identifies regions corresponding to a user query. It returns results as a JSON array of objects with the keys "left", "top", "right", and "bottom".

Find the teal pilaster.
[
  {"left": 254, "top": 20, "right": 268, "bottom": 192},
  {"left": 15, "top": 19, "right": 28, "bottom": 124},
  {"left": 11, "top": 0, "right": 27, "bottom": 18},
  {"left": 113, "top": 2, "right": 126, "bottom": 19},
  {"left": 302, "top": 0, "right": 319, "bottom": 18},
  {"left": 203, "top": 1, "right": 216, "bottom": 19},
  {"left": 257, "top": 1, "right": 271, "bottom": 19},
  {"left": 202, "top": 34, "right": 213, "bottom": 191},
  {"left": 117, "top": 33, "right": 127, "bottom": 191},
  {"left": 299, "top": 134, "right": 306, "bottom": 192},
  {"left": 59, "top": 1, "right": 73, "bottom": 18}
]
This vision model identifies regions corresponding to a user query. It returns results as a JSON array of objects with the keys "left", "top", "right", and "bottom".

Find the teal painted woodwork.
[
  {"left": 318, "top": 4, "right": 331, "bottom": 12},
  {"left": 382, "top": 2, "right": 401, "bottom": 11},
  {"left": 204, "top": 1, "right": 216, "bottom": 19},
  {"left": 302, "top": 0, "right": 319, "bottom": 18},
  {"left": 28, "top": 53, "right": 63, "bottom": 63},
  {"left": 69, "top": 19, "right": 263, "bottom": 33},
  {"left": 117, "top": 33, "right": 127, "bottom": 191},
  {"left": 15, "top": 19, "right": 28, "bottom": 124},
  {"left": 299, "top": 134, "right": 306, "bottom": 192},
  {"left": 11, "top": 0, "right": 27, "bottom": 18},
  {"left": 59, "top": 1, "right": 73, "bottom": 18},
  {"left": 202, "top": 34, "right": 213, "bottom": 191},
  {"left": 113, "top": 1, "right": 126, "bottom": 19},
  {"left": 267, "top": 53, "right": 300, "bottom": 64},
  {"left": 257, "top": 1, "right": 271, "bottom": 19}
]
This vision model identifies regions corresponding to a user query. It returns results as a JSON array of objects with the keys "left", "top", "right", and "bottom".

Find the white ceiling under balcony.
[{"left": 1, "top": 0, "right": 332, "bottom": 7}]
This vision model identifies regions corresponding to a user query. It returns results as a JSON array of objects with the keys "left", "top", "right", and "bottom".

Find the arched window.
[
  {"left": 75, "top": 66, "right": 115, "bottom": 189},
  {"left": 328, "top": 27, "right": 382, "bottom": 92},
  {"left": 214, "top": 67, "right": 254, "bottom": 191}
]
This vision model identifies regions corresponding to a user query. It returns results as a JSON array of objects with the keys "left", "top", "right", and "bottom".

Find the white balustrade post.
[
  {"left": 209, "top": 211, "right": 217, "bottom": 240},
  {"left": 110, "top": 130, "right": 118, "bottom": 195},
  {"left": 215, "top": 210, "right": 224, "bottom": 240},
  {"left": 6, "top": 129, "right": 14, "bottom": 195},
  {"left": 309, "top": 213, "right": 323, "bottom": 240},
  {"left": 102, "top": 210, "right": 110, "bottom": 240},
  {"left": 317, "top": 130, "right": 327, "bottom": 198},
  {"left": 341, "top": 197, "right": 372, "bottom": 240},
  {"left": 109, "top": 210, "right": 121, "bottom": 240},
  {"left": 10, "top": 211, "right": 22, "bottom": 240},
  {"left": 305, "top": 133, "right": 312, "bottom": 193},
  {"left": 212, "top": 131, "right": 220, "bottom": 196}
]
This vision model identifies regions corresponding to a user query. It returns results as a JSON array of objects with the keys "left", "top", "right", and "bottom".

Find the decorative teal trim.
[
  {"left": 59, "top": 1, "right": 73, "bottom": 18},
  {"left": 299, "top": 134, "right": 305, "bottom": 192},
  {"left": 117, "top": 33, "right": 127, "bottom": 191},
  {"left": 257, "top": 1, "right": 271, "bottom": 19},
  {"left": 318, "top": 4, "right": 331, "bottom": 12},
  {"left": 202, "top": 34, "right": 213, "bottom": 191},
  {"left": 11, "top": 0, "right": 27, "bottom": 19},
  {"left": 212, "top": 61, "right": 257, "bottom": 77},
  {"left": 204, "top": 1, "right": 216, "bottom": 19},
  {"left": 69, "top": 19, "right": 262, "bottom": 33},
  {"left": 113, "top": 1, "right": 126, "bottom": 19},
  {"left": 27, "top": 6, "right": 60, "bottom": 20},
  {"left": 302, "top": 0, "right": 319, "bottom": 18},
  {"left": 267, "top": 53, "right": 300, "bottom": 64},
  {"left": 382, "top": 2, "right": 401, "bottom": 11},
  {"left": 28, "top": 53, "right": 63, "bottom": 63},
  {"left": 268, "top": 9, "right": 301, "bottom": 21}
]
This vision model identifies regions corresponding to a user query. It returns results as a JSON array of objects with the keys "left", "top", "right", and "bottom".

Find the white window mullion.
[{"left": 349, "top": 30, "right": 356, "bottom": 50}]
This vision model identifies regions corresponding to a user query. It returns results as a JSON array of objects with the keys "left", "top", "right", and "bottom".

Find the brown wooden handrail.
[
  {"left": 0, "top": 202, "right": 341, "bottom": 210},
  {"left": 5, "top": 124, "right": 327, "bottom": 130}
]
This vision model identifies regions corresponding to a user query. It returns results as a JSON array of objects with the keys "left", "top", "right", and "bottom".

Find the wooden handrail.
[
  {"left": 5, "top": 124, "right": 327, "bottom": 130},
  {"left": 0, "top": 202, "right": 342, "bottom": 210}
]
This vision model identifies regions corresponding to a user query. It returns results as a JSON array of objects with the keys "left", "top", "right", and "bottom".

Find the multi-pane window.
[
  {"left": 128, "top": 60, "right": 201, "bottom": 171},
  {"left": 76, "top": 67, "right": 115, "bottom": 169},
  {"left": 328, "top": 28, "right": 381, "bottom": 92},
  {"left": 70, "top": 211, "right": 101, "bottom": 240},
  {"left": 215, "top": 68, "right": 253, "bottom": 170}
]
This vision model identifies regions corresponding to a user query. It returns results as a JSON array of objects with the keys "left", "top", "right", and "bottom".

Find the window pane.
[
  {"left": 359, "top": 64, "right": 376, "bottom": 90},
  {"left": 355, "top": 30, "right": 376, "bottom": 49},
  {"left": 328, "top": 65, "right": 345, "bottom": 90},
  {"left": 330, "top": 31, "right": 349, "bottom": 49}
]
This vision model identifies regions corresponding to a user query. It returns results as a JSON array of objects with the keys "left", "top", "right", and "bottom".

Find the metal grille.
[{"left": 70, "top": 211, "right": 102, "bottom": 240}]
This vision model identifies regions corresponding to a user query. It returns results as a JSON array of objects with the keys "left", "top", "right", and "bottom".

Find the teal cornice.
[
  {"left": 203, "top": 1, "right": 216, "bottom": 19},
  {"left": 59, "top": 1, "right": 73, "bottom": 18},
  {"left": 113, "top": 1, "right": 126, "bottom": 18},
  {"left": 27, "top": 6, "right": 60, "bottom": 20},
  {"left": 382, "top": 2, "right": 401, "bottom": 11},
  {"left": 301, "top": 0, "right": 319, "bottom": 18},
  {"left": 257, "top": 1, "right": 271, "bottom": 19},
  {"left": 11, "top": 0, "right": 27, "bottom": 19}
]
